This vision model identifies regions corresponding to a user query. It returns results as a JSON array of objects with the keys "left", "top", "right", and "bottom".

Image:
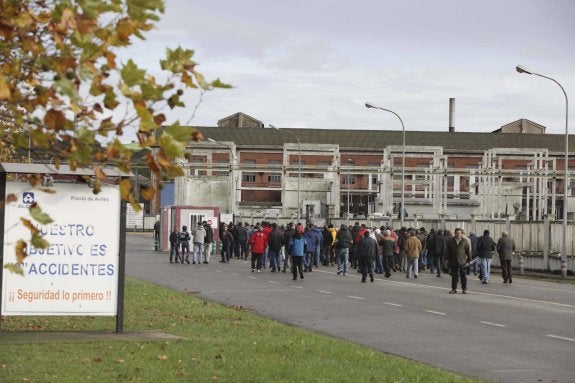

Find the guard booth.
[
  {"left": 158, "top": 205, "right": 221, "bottom": 253},
  {"left": 0, "top": 163, "right": 130, "bottom": 333}
]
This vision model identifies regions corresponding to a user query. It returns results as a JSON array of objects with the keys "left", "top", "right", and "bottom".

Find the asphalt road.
[{"left": 126, "top": 233, "right": 575, "bottom": 383}]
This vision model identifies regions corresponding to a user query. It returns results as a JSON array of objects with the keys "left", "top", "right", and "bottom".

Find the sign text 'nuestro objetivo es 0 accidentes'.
[{"left": 2, "top": 182, "right": 120, "bottom": 316}]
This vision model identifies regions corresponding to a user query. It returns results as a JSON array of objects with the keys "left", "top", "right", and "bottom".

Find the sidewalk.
[{"left": 0, "top": 330, "right": 185, "bottom": 344}]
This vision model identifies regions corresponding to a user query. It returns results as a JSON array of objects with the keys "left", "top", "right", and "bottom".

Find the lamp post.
[
  {"left": 516, "top": 65, "right": 569, "bottom": 278},
  {"left": 269, "top": 124, "right": 301, "bottom": 222},
  {"left": 347, "top": 159, "right": 352, "bottom": 217},
  {"left": 365, "top": 102, "right": 406, "bottom": 227},
  {"left": 207, "top": 138, "right": 237, "bottom": 217}
]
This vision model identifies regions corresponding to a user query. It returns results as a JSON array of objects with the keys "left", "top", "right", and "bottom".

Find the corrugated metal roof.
[{"left": 195, "top": 127, "right": 571, "bottom": 153}]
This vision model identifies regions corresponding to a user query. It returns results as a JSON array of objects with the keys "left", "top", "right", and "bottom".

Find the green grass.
[{"left": 0, "top": 277, "right": 487, "bottom": 383}]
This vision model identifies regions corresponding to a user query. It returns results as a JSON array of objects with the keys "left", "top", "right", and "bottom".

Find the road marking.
[
  {"left": 215, "top": 270, "right": 223, "bottom": 273},
  {"left": 268, "top": 281, "right": 279, "bottom": 284},
  {"left": 382, "top": 302, "right": 403, "bottom": 307},
  {"left": 229, "top": 273, "right": 239, "bottom": 276},
  {"left": 318, "top": 290, "right": 332, "bottom": 294},
  {"left": 348, "top": 295, "right": 365, "bottom": 300},
  {"left": 546, "top": 334, "right": 575, "bottom": 342},
  {"left": 471, "top": 291, "right": 575, "bottom": 310},
  {"left": 426, "top": 310, "right": 447, "bottom": 316},
  {"left": 249, "top": 276, "right": 256, "bottom": 279},
  {"left": 490, "top": 369, "right": 540, "bottom": 373},
  {"left": 201, "top": 289, "right": 291, "bottom": 294},
  {"left": 480, "top": 321, "right": 507, "bottom": 328},
  {"left": 291, "top": 286, "right": 303, "bottom": 289}
]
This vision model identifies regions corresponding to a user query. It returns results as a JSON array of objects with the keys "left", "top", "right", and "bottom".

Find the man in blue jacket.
[{"left": 289, "top": 230, "right": 307, "bottom": 280}]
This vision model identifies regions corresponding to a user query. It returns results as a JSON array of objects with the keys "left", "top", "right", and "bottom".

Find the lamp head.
[
  {"left": 269, "top": 124, "right": 279, "bottom": 130},
  {"left": 365, "top": 102, "right": 376, "bottom": 109},
  {"left": 516, "top": 65, "right": 532, "bottom": 75}
]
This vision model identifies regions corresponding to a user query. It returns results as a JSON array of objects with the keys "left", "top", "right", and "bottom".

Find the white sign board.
[
  {"left": 126, "top": 203, "right": 144, "bottom": 229},
  {"left": 220, "top": 213, "right": 233, "bottom": 225},
  {"left": 2, "top": 182, "right": 120, "bottom": 316},
  {"left": 203, "top": 216, "right": 218, "bottom": 229}
]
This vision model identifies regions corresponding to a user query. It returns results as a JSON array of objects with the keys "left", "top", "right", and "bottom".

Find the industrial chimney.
[{"left": 449, "top": 98, "right": 455, "bottom": 132}]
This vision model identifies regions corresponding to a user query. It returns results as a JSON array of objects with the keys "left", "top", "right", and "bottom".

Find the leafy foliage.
[{"left": 0, "top": 0, "right": 230, "bottom": 265}]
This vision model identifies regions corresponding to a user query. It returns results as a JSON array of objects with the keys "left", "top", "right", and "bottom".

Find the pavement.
[{"left": 0, "top": 330, "right": 185, "bottom": 344}]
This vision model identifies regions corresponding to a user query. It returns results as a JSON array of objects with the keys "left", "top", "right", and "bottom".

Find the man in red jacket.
[{"left": 248, "top": 226, "right": 269, "bottom": 272}]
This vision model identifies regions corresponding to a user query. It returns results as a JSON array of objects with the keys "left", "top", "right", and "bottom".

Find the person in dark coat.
[
  {"left": 203, "top": 221, "right": 214, "bottom": 264},
  {"left": 220, "top": 224, "right": 235, "bottom": 263},
  {"left": 169, "top": 225, "right": 179, "bottom": 263},
  {"left": 268, "top": 223, "right": 285, "bottom": 272},
  {"left": 467, "top": 231, "right": 479, "bottom": 275},
  {"left": 477, "top": 229, "right": 496, "bottom": 283},
  {"left": 446, "top": 228, "right": 471, "bottom": 294},
  {"left": 434, "top": 229, "right": 446, "bottom": 277},
  {"left": 335, "top": 224, "right": 353, "bottom": 276},
  {"left": 357, "top": 230, "right": 378, "bottom": 283},
  {"left": 497, "top": 230, "right": 516, "bottom": 284}
]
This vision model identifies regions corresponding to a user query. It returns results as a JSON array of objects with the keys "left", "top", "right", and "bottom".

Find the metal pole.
[
  {"left": 269, "top": 126, "right": 301, "bottom": 222},
  {"left": 401, "top": 119, "right": 405, "bottom": 228},
  {"left": 365, "top": 103, "right": 406, "bottom": 227},
  {"left": 516, "top": 66, "right": 569, "bottom": 277},
  {"left": 347, "top": 159, "right": 351, "bottom": 217}
]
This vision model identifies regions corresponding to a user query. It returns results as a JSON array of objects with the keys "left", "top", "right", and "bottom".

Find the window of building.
[
  {"left": 416, "top": 163, "right": 430, "bottom": 180},
  {"left": 447, "top": 165, "right": 454, "bottom": 187},
  {"left": 267, "top": 160, "right": 282, "bottom": 183},
  {"left": 368, "top": 162, "right": 380, "bottom": 184},
  {"left": 243, "top": 159, "right": 256, "bottom": 183},
  {"left": 214, "top": 159, "right": 229, "bottom": 176},
  {"left": 288, "top": 159, "right": 305, "bottom": 178},
  {"left": 191, "top": 157, "right": 206, "bottom": 176},
  {"left": 315, "top": 160, "right": 332, "bottom": 179},
  {"left": 342, "top": 160, "right": 355, "bottom": 185}
]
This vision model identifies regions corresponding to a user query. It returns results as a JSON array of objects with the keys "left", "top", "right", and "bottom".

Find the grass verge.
[{"left": 0, "top": 277, "right": 487, "bottom": 383}]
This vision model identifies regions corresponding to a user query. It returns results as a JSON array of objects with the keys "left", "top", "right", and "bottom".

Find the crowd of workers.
[{"left": 165, "top": 221, "right": 516, "bottom": 293}]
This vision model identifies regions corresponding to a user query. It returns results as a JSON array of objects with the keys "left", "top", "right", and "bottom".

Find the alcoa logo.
[{"left": 22, "top": 192, "right": 35, "bottom": 205}]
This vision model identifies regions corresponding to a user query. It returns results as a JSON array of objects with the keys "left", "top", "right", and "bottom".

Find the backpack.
[{"left": 179, "top": 231, "right": 189, "bottom": 242}]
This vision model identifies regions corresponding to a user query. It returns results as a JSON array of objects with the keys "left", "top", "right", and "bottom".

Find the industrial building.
[{"left": 157, "top": 111, "right": 574, "bottom": 227}]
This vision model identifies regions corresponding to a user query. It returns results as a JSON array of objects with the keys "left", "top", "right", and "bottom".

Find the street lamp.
[
  {"left": 269, "top": 124, "right": 301, "bottom": 222},
  {"left": 516, "top": 65, "right": 569, "bottom": 278},
  {"left": 365, "top": 102, "right": 406, "bottom": 227},
  {"left": 347, "top": 159, "right": 352, "bottom": 217},
  {"left": 207, "top": 138, "right": 237, "bottom": 216}
]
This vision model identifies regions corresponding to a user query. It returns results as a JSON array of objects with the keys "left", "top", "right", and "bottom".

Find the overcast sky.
[{"left": 124, "top": 0, "right": 575, "bottom": 136}]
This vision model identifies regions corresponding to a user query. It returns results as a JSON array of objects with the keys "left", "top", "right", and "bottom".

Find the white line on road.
[
  {"left": 201, "top": 289, "right": 291, "bottom": 294},
  {"left": 215, "top": 270, "right": 223, "bottom": 273},
  {"left": 546, "top": 334, "right": 575, "bottom": 342},
  {"left": 348, "top": 296, "right": 365, "bottom": 300},
  {"left": 382, "top": 302, "right": 403, "bottom": 307},
  {"left": 268, "top": 281, "right": 279, "bottom": 284},
  {"left": 249, "top": 276, "right": 256, "bottom": 279},
  {"left": 471, "top": 291, "right": 575, "bottom": 310},
  {"left": 318, "top": 290, "right": 332, "bottom": 294},
  {"left": 426, "top": 310, "right": 447, "bottom": 316},
  {"left": 291, "top": 286, "right": 303, "bottom": 289},
  {"left": 490, "top": 369, "right": 540, "bottom": 373},
  {"left": 229, "top": 273, "right": 239, "bottom": 276},
  {"left": 480, "top": 321, "right": 507, "bottom": 328}
]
